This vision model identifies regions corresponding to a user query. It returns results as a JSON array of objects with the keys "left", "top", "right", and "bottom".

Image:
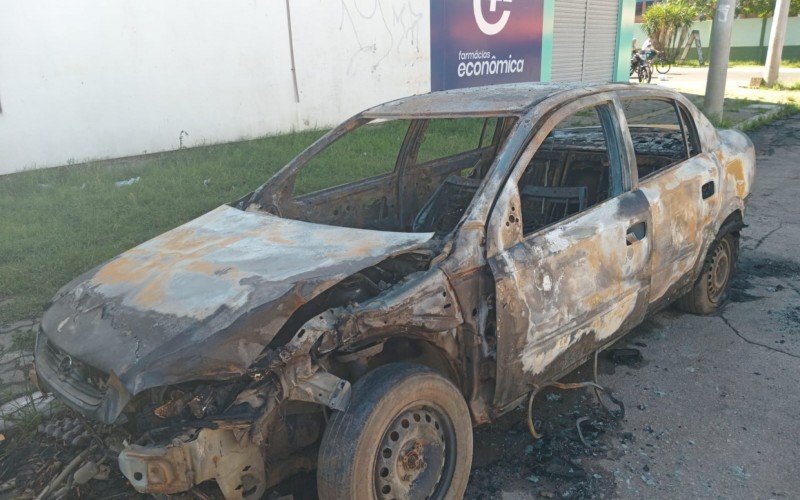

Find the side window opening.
[
  {"left": 416, "top": 117, "right": 498, "bottom": 168},
  {"left": 517, "top": 104, "right": 619, "bottom": 236},
  {"left": 292, "top": 119, "right": 409, "bottom": 197},
  {"left": 621, "top": 98, "right": 691, "bottom": 179}
]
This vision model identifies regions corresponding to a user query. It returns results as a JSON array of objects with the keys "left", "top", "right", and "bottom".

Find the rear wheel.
[
  {"left": 677, "top": 231, "right": 739, "bottom": 315},
  {"left": 317, "top": 363, "right": 473, "bottom": 500},
  {"left": 655, "top": 58, "right": 671, "bottom": 74}
]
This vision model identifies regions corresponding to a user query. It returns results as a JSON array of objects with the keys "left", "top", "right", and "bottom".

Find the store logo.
[{"left": 473, "top": 0, "right": 513, "bottom": 35}]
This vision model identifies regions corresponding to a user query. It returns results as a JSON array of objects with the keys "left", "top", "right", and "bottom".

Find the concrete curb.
[{"left": 733, "top": 105, "right": 788, "bottom": 131}]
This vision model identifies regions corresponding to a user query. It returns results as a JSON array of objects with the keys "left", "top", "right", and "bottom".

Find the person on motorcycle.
[{"left": 641, "top": 38, "right": 659, "bottom": 62}]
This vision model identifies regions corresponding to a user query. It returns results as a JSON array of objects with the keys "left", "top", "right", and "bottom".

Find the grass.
[
  {"left": 762, "top": 81, "right": 800, "bottom": 91},
  {"left": 0, "top": 118, "right": 489, "bottom": 324},
  {"left": 9, "top": 330, "right": 36, "bottom": 352},
  {"left": 0, "top": 128, "right": 326, "bottom": 324},
  {"left": 738, "top": 102, "right": 800, "bottom": 132}
]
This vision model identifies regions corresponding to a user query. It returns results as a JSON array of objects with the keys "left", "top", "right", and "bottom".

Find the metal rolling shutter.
[
  {"left": 551, "top": 0, "right": 620, "bottom": 83},
  {"left": 552, "top": 0, "right": 587, "bottom": 82},
  {"left": 582, "top": 0, "right": 620, "bottom": 82}
]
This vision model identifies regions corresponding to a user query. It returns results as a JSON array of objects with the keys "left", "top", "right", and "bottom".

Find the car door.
[
  {"left": 486, "top": 95, "right": 653, "bottom": 408},
  {"left": 618, "top": 95, "right": 722, "bottom": 308}
]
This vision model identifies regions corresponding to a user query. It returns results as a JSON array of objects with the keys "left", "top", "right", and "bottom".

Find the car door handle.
[
  {"left": 702, "top": 181, "right": 715, "bottom": 200},
  {"left": 626, "top": 221, "right": 647, "bottom": 246}
]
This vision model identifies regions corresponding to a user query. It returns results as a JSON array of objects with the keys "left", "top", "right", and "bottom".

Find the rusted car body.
[{"left": 34, "top": 83, "right": 755, "bottom": 498}]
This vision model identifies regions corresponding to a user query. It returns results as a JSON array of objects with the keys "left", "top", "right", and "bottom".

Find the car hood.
[{"left": 41, "top": 205, "right": 433, "bottom": 395}]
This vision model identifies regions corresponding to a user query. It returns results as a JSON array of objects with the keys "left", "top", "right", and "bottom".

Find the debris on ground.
[
  {"left": 0, "top": 409, "right": 139, "bottom": 499},
  {"left": 607, "top": 348, "right": 643, "bottom": 367},
  {"left": 114, "top": 176, "right": 140, "bottom": 187},
  {"left": 466, "top": 374, "right": 622, "bottom": 499},
  {"left": 0, "top": 392, "right": 55, "bottom": 432}
]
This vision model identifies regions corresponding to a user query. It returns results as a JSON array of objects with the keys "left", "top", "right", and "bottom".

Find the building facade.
[{"left": 0, "top": 0, "right": 635, "bottom": 175}]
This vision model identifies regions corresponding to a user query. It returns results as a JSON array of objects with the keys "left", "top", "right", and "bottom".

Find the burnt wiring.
[{"left": 526, "top": 350, "right": 625, "bottom": 441}]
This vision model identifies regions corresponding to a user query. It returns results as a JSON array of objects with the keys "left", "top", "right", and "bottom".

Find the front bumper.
[
  {"left": 118, "top": 427, "right": 266, "bottom": 498},
  {"left": 34, "top": 330, "right": 130, "bottom": 424}
]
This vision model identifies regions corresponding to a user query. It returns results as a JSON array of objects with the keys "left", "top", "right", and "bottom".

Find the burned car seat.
[
  {"left": 520, "top": 185, "right": 588, "bottom": 234},
  {"left": 413, "top": 175, "right": 482, "bottom": 234}
]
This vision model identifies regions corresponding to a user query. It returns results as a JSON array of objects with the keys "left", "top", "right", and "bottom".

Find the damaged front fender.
[{"left": 338, "top": 268, "right": 465, "bottom": 344}]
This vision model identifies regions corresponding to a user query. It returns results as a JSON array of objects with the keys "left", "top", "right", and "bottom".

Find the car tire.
[
  {"left": 317, "top": 363, "right": 473, "bottom": 500},
  {"left": 676, "top": 231, "right": 739, "bottom": 315}
]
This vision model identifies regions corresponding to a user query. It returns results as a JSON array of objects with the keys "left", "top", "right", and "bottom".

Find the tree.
[
  {"left": 691, "top": 0, "right": 717, "bottom": 20},
  {"left": 738, "top": 0, "right": 800, "bottom": 17},
  {"left": 641, "top": 0, "right": 698, "bottom": 61},
  {"left": 687, "top": 0, "right": 800, "bottom": 18}
]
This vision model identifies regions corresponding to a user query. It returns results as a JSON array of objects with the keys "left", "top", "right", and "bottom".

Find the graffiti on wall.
[{"left": 339, "top": 0, "right": 424, "bottom": 75}]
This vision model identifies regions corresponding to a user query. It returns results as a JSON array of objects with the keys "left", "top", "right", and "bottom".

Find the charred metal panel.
[
  {"left": 362, "top": 83, "right": 575, "bottom": 118},
  {"left": 339, "top": 268, "right": 464, "bottom": 348},
  {"left": 489, "top": 190, "right": 652, "bottom": 406},
  {"left": 40, "top": 205, "right": 433, "bottom": 398},
  {"left": 717, "top": 129, "right": 756, "bottom": 206},
  {"left": 284, "top": 174, "right": 399, "bottom": 231},
  {"left": 638, "top": 155, "right": 720, "bottom": 305},
  {"left": 119, "top": 427, "right": 266, "bottom": 498}
]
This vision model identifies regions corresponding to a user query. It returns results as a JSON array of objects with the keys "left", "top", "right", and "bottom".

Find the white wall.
[{"left": 0, "top": 0, "right": 430, "bottom": 175}]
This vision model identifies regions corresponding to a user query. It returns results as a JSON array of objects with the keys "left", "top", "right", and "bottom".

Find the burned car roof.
[{"left": 362, "top": 82, "right": 589, "bottom": 118}]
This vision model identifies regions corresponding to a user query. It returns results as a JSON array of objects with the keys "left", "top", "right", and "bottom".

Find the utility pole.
[
  {"left": 704, "top": 0, "right": 737, "bottom": 120},
  {"left": 764, "top": 0, "right": 791, "bottom": 86}
]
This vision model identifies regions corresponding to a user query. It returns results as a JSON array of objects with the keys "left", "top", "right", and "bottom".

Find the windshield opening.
[{"left": 258, "top": 115, "right": 518, "bottom": 236}]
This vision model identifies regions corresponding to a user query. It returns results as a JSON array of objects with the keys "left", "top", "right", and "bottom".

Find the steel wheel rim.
[
  {"left": 707, "top": 238, "right": 732, "bottom": 302},
  {"left": 374, "top": 405, "right": 456, "bottom": 500}
]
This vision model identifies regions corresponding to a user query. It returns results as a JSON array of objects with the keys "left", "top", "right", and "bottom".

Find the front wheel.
[
  {"left": 655, "top": 58, "right": 671, "bottom": 74},
  {"left": 637, "top": 65, "right": 652, "bottom": 84},
  {"left": 676, "top": 232, "right": 739, "bottom": 315},
  {"left": 317, "top": 363, "right": 473, "bottom": 500}
]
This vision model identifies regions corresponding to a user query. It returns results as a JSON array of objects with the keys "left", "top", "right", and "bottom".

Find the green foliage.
[
  {"left": 642, "top": 0, "right": 698, "bottom": 61},
  {"left": 738, "top": 0, "right": 800, "bottom": 18},
  {"left": 687, "top": 0, "right": 800, "bottom": 19},
  {"left": 762, "top": 80, "right": 800, "bottom": 91},
  {"left": 691, "top": 0, "right": 717, "bottom": 20},
  {"left": 10, "top": 330, "right": 36, "bottom": 352}
]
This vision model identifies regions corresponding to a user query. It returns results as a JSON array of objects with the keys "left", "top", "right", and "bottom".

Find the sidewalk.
[{"left": 652, "top": 65, "right": 800, "bottom": 103}]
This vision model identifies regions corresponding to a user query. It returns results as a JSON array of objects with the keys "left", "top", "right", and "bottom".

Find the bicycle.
[{"left": 652, "top": 51, "right": 671, "bottom": 75}]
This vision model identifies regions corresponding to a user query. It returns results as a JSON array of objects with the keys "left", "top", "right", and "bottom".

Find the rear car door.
[
  {"left": 619, "top": 96, "right": 722, "bottom": 308},
  {"left": 486, "top": 95, "right": 652, "bottom": 407}
]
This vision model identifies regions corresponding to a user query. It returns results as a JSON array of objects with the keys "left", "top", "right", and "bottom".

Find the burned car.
[{"left": 35, "top": 83, "right": 755, "bottom": 499}]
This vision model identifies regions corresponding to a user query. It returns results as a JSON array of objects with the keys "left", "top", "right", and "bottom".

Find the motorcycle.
[
  {"left": 643, "top": 48, "right": 671, "bottom": 74},
  {"left": 630, "top": 50, "right": 652, "bottom": 84}
]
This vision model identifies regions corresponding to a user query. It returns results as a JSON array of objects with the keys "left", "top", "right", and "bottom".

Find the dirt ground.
[
  {"left": 465, "top": 115, "right": 800, "bottom": 499},
  {"left": 1, "top": 116, "right": 798, "bottom": 499}
]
